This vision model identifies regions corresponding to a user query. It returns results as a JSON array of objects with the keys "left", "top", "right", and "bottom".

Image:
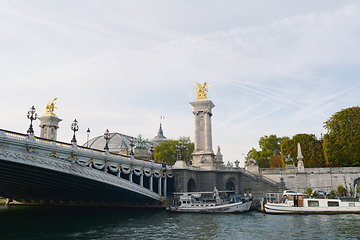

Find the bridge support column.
[
  {"left": 163, "top": 177, "right": 167, "bottom": 197},
  {"left": 158, "top": 176, "right": 162, "bottom": 196},
  {"left": 150, "top": 174, "right": 153, "bottom": 191}
]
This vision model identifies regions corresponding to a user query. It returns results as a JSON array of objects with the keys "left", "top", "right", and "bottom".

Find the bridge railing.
[
  {"left": 0, "top": 128, "right": 171, "bottom": 201},
  {"left": 0, "top": 128, "right": 169, "bottom": 180},
  {"left": 1, "top": 129, "right": 27, "bottom": 141},
  {"left": 0, "top": 128, "right": 158, "bottom": 164}
]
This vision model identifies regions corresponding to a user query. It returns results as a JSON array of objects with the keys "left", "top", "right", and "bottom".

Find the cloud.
[{"left": 1, "top": 1, "right": 360, "bottom": 167}]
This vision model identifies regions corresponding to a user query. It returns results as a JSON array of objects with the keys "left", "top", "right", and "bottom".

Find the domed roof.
[
  {"left": 84, "top": 132, "right": 152, "bottom": 152},
  {"left": 150, "top": 123, "right": 169, "bottom": 144}
]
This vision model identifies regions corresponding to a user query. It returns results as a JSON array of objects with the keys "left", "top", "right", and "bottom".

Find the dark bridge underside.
[{"left": 0, "top": 160, "right": 163, "bottom": 207}]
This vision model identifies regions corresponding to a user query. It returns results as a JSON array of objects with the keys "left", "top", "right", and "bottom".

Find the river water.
[{"left": 1, "top": 205, "right": 360, "bottom": 240}]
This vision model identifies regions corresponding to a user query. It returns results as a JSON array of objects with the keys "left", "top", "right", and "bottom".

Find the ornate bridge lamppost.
[
  {"left": 86, "top": 128, "right": 90, "bottom": 148},
  {"left": 129, "top": 137, "right": 135, "bottom": 156},
  {"left": 104, "top": 129, "right": 110, "bottom": 151},
  {"left": 71, "top": 119, "right": 79, "bottom": 144},
  {"left": 150, "top": 143, "right": 154, "bottom": 160},
  {"left": 176, "top": 139, "right": 184, "bottom": 162},
  {"left": 27, "top": 106, "right": 38, "bottom": 135}
]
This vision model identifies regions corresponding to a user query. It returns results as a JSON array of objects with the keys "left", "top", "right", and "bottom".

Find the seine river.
[{"left": 1, "top": 205, "right": 360, "bottom": 240}]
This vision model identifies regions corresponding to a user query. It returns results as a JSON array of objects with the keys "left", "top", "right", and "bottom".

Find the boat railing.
[{"left": 265, "top": 193, "right": 283, "bottom": 203}]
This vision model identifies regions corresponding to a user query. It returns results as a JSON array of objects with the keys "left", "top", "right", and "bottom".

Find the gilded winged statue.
[
  {"left": 194, "top": 82, "right": 211, "bottom": 99},
  {"left": 45, "top": 98, "right": 57, "bottom": 116}
]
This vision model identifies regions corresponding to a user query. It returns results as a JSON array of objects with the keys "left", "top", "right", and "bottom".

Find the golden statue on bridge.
[
  {"left": 45, "top": 98, "right": 57, "bottom": 116},
  {"left": 195, "top": 82, "right": 211, "bottom": 100}
]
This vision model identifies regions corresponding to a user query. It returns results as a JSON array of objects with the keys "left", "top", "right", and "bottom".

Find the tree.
[
  {"left": 305, "top": 188, "right": 313, "bottom": 197},
  {"left": 269, "top": 155, "right": 283, "bottom": 168},
  {"left": 338, "top": 184, "right": 345, "bottom": 196},
  {"left": 281, "top": 133, "right": 326, "bottom": 168},
  {"left": 323, "top": 106, "right": 360, "bottom": 167},
  {"left": 154, "top": 136, "right": 194, "bottom": 165},
  {"left": 247, "top": 135, "right": 289, "bottom": 168}
]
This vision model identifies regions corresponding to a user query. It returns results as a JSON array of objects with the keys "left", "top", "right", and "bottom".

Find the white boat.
[
  {"left": 264, "top": 192, "right": 360, "bottom": 214},
  {"left": 169, "top": 187, "right": 252, "bottom": 213}
]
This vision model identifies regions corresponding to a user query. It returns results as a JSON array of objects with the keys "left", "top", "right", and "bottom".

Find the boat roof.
[
  {"left": 173, "top": 190, "right": 234, "bottom": 195},
  {"left": 266, "top": 192, "right": 307, "bottom": 196}
]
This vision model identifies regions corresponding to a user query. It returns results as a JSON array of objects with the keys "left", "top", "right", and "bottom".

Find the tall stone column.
[
  {"left": 38, "top": 98, "right": 62, "bottom": 141},
  {"left": 38, "top": 115, "right": 62, "bottom": 141},
  {"left": 190, "top": 99, "right": 215, "bottom": 167}
]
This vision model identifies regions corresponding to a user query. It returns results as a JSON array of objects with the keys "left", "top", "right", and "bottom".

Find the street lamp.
[
  {"left": 104, "top": 129, "right": 110, "bottom": 151},
  {"left": 86, "top": 128, "right": 90, "bottom": 147},
  {"left": 129, "top": 137, "right": 135, "bottom": 156},
  {"left": 149, "top": 143, "right": 154, "bottom": 160},
  {"left": 176, "top": 139, "right": 183, "bottom": 161},
  {"left": 27, "top": 106, "right": 38, "bottom": 135},
  {"left": 71, "top": 119, "right": 79, "bottom": 144}
]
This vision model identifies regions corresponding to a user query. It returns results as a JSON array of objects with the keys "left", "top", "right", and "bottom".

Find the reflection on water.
[{"left": 0, "top": 205, "right": 360, "bottom": 239}]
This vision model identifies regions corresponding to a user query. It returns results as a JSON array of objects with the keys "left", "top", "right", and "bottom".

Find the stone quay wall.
[
  {"left": 172, "top": 167, "right": 284, "bottom": 198},
  {"left": 259, "top": 167, "right": 360, "bottom": 193}
]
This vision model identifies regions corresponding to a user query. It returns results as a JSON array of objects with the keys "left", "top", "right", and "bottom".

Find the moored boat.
[
  {"left": 264, "top": 192, "right": 360, "bottom": 214},
  {"left": 169, "top": 187, "right": 252, "bottom": 213}
]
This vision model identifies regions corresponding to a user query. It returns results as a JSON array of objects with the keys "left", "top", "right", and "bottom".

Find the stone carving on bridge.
[
  {"left": 244, "top": 156, "right": 259, "bottom": 174},
  {"left": 135, "top": 134, "right": 149, "bottom": 149},
  {"left": 194, "top": 82, "right": 211, "bottom": 100},
  {"left": 45, "top": 98, "right": 57, "bottom": 116},
  {"left": 245, "top": 156, "right": 257, "bottom": 166},
  {"left": 284, "top": 154, "right": 295, "bottom": 168}
]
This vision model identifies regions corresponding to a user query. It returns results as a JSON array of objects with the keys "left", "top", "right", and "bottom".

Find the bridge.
[{"left": 0, "top": 129, "right": 173, "bottom": 207}]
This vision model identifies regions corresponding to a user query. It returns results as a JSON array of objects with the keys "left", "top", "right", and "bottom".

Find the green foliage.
[
  {"left": 305, "top": 188, "right": 313, "bottom": 197},
  {"left": 280, "top": 133, "right": 326, "bottom": 168},
  {"left": 153, "top": 136, "right": 194, "bottom": 165},
  {"left": 330, "top": 190, "right": 336, "bottom": 197},
  {"left": 323, "top": 106, "right": 360, "bottom": 167},
  {"left": 269, "top": 155, "right": 283, "bottom": 168},
  {"left": 338, "top": 184, "right": 345, "bottom": 195},
  {"left": 247, "top": 135, "right": 289, "bottom": 168}
]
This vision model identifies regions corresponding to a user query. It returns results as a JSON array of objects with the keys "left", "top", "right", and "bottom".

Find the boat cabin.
[{"left": 265, "top": 193, "right": 307, "bottom": 206}]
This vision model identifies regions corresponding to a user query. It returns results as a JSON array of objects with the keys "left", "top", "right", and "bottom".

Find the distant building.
[
  {"left": 149, "top": 123, "right": 169, "bottom": 145},
  {"left": 83, "top": 124, "right": 169, "bottom": 160}
]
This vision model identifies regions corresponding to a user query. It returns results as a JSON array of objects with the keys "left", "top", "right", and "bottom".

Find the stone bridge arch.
[
  {"left": 225, "top": 177, "right": 236, "bottom": 191},
  {"left": 187, "top": 178, "right": 196, "bottom": 192},
  {"left": 222, "top": 174, "right": 239, "bottom": 194}
]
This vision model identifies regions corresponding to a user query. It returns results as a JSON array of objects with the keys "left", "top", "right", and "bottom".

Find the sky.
[{"left": 1, "top": 0, "right": 360, "bottom": 167}]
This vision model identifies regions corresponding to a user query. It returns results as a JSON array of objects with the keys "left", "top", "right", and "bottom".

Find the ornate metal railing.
[{"left": 0, "top": 128, "right": 172, "bottom": 202}]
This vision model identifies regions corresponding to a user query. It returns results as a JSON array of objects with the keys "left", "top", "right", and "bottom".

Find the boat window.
[
  {"left": 328, "top": 201, "right": 339, "bottom": 207},
  {"left": 349, "top": 203, "right": 355, "bottom": 207},
  {"left": 308, "top": 200, "right": 319, "bottom": 207}
]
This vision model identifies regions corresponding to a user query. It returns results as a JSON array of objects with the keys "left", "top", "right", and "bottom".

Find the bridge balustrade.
[{"left": 0, "top": 129, "right": 172, "bottom": 204}]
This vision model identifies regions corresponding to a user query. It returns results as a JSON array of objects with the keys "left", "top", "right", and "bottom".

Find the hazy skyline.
[{"left": 1, "top": 1, "right": 360, "bottom": 166}]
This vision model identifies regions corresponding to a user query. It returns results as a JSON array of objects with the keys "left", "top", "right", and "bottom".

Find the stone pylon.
[
  {"left": 38, "top": 99, "right": 62, "bottom": 141},
  {"left": 190, "top": 99, "right": 215, "bottom": 168},
  {"left": 39, "top": 115, "right": 62, "bottom": 141}
]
